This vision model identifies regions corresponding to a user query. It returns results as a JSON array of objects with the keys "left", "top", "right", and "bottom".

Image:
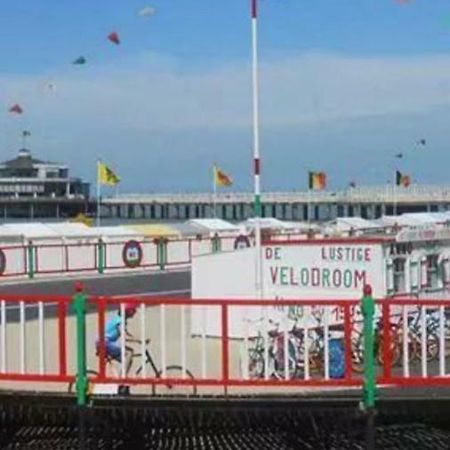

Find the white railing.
[{"left": 102, "top": 185, "right": 450, "bottom": 205}]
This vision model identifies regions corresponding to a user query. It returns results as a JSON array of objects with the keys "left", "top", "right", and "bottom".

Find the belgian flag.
[
  {"left": 396, "top": 170, "right": 410, "bottom": 188},
  {"left": 308, "top": 171, "right": 326, "bottom": 190}
]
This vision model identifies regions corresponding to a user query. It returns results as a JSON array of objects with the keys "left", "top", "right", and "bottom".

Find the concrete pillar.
[
  {"left": 167, "top": 204, "right": 176, "bottom": 220},
  {"left": 291, "top": 203, "right": 300, "bottom": 221},
  {"left": 274, "top": 203, "right": 280, "bottom": 219},
  {"left": 232, "top": 204, "right": 237, "bottom": 220},
  {"left": 243, "top": 203, "right": 252, "bottom": 219}
]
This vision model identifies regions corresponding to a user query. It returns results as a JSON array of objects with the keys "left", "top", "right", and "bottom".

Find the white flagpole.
[
  {"left": 251, "top": 0, "right": 263, "bottom": 299},
  {"left": 96, "top": 161, "right": 101, "bottom": 227},
  {"left": 213, "top": 165, "right": 217, "bottom": 218},
  {"left": 308, "top": 187, "right": 312, "bottom": 223},
  {"left": 393, "top": 181, "right": 398, "bottom": 216}
]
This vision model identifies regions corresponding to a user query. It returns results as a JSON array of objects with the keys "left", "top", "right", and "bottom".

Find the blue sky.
[{"left": 1, "top": 0, "right": 450, "bottom": 193}]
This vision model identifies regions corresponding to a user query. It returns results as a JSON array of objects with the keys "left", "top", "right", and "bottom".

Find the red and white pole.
[{"left": 251, "top": 0, "right": 263, "bottom": 298}]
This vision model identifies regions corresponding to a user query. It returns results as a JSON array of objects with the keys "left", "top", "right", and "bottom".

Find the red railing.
[
  {"left": 0, "top": 294, "right": 72, "bottom": 383},
  {"left": 0, "top": 293, "right": 448, "bottom": 393}
]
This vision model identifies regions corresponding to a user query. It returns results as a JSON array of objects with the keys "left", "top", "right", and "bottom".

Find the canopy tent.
[
  {"left": 187, "top": 219, "right": 239, "bottom": 233},
  {"left": 123, "top": 224, "right": 179, "bottom": 238}
]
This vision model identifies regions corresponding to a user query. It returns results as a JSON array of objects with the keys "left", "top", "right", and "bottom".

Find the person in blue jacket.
[{"left": 102, "top": 303, "right": 139, "bottom": 376}]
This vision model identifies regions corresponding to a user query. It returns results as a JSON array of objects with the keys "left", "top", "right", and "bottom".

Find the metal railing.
[
  {"left": 0, "top": 235, "right": 238, "bottom": 279},
  {"left": 103, "top": 185, "right": 450, "bottom": 204},
  {"left": 1, "top": 289, "right": 450, "bottom": 396}
]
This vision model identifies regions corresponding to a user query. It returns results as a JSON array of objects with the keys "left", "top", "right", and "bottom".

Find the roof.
[
  {"left": 46, "top": 222, "right": 96, "bottom": 238},
  {"left": 0, "top": 149, "right": 58, "bottom": 169},
  {"left": 89, "top": 226, "right": 141, "bottom": 237},
  {"left": 167, "top": 222, "right": 208, "bottom": 237},
  {"left": 123, "top": 224, "right": 179, "bottom": 237},
  {"left": 400, "top": 212, "right": 450, "bottom": 225},
  {"left": 0, "top": 223, "right": 60, "bottom": 239},
  {"left": 187, "top": 219, "right": 239, "bottom": 232},
  {"left": 376, "top": 214, "right": 439, "bottom": 228},
  {"left": 240, "top": 218, "right": 299, "bottom": 230},
  {"left": 332, "top": 217, "right": 379, "bottom": 231}
]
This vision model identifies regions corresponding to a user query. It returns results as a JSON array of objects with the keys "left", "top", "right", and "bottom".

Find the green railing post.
[
  {"left": 212, "top": 233, "right": 221, "bottom": 253},
  {"left": 27, "top": 240, "right": 35, "bottom": 279},
  {"left": 72, "top": 282, "right": 88, "bottom": 407},
  {"left": 361, "top": 284, "right": 376, "bottom": 450},
  {"left": 97, "top": 238, "right": 105, "bottom": 274},
  {"left": 156, "top": 238, "right": 167, "bottom": 270}
]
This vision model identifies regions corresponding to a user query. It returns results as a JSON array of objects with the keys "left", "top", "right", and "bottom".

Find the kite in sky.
[
  {"left": 8, "top": 104, "right": 23, "bottom": 114},
  {"left": 395, "top": 153, "right": 403, "bottom": 159},
  {"left": 73, "top": 56, "right": 87, "bottom": 65},
  {"left": 138, "top": 6, "right": 156, "bottom": 17},
  {"left": 42, "top": 81, "right": 56, "bottom": 92},
  {"left": 108, "top": 31, "right": 120, "bottom": 45},
  {"left": 416, "top": 138, "right": 426, "bottom": 146}
]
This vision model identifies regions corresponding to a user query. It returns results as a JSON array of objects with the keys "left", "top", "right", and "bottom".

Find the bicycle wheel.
[
  {"left": 155, "top": 365, "right": 197, "bottom": 396},
  {"left": 377, "top": 334, "right": 401, "bottom": 367},
  {"left": 351, "top": 332, "right": 364, "bottom": 374},
  {"left": 68, "top": 369, "right": 99, "bottom": 394},
  {"left": 274, "top": 338, "right": 300, "bottom": 379},
  {"left": 248, "top": 349, "right": 265, "bottom": 379}
]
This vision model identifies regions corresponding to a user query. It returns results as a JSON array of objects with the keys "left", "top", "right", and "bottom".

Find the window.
[
  {"left": 393, "top": 257, "right": 406, "bottom": 293},
  {"left": 426, "top": 254, "right": 439, "bottom": 290}
]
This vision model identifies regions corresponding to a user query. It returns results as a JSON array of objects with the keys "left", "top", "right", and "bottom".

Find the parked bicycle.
[
  {"left": 351, "top": 309, "right": 441, "bottom": 373},
  {"left": 246, "top": 314, "right": 340, "bottom": 379}
]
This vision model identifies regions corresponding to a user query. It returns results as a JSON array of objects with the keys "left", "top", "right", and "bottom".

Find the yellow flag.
[
  {"left": 214, "top": 166, "right": 233, "bottom": 187},
  {"left": 97, "top": 161, "right": 120, "bottom": 186}
]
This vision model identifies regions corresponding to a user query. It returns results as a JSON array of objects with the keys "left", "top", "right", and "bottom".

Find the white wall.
[
  {"left": 191, "top": 248, "right": 256, "bottom": 337},
  {"left": 191, "top": 241, "right": 386, "bottom": 337}
]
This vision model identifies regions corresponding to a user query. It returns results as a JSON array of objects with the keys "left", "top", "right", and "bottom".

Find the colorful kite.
[
  {"left": 8, "top": 104, "right": 23, "bottom": 114},
  {"left": 107, "top": 31, "right": 120, "bottom": 45},
  {"left": 138, "top": 6, "right": 156, "bottom": 17},
  {"left": 73, "top": 56, "right": 87, "bottom": 65}
]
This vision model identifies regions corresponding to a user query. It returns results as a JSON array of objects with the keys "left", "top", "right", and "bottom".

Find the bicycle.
[{"left": 68, "top": 339, "right": 197, "bottom": 396}]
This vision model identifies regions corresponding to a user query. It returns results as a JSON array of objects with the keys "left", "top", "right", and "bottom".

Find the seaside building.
[{"left": 0, "top": 148, "right": 91, "bottom": 219}]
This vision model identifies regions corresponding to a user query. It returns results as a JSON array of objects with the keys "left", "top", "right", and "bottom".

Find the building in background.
[{"left": 0, "top": 148, "right": 91, "bottom": 219}]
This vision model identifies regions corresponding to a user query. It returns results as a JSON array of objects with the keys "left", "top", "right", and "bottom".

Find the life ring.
[{"left": 122, "top": 240, "right": 143, "bottom": 268}]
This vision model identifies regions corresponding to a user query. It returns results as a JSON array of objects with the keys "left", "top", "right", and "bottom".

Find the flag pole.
[
  {"left": 308, "top": 187, "right": 312, "bottom": 224},
  {"left": 393, "top": 171, "right": 397, "bottom": 216},
  {"left": 251, "top": 0, "right": 263, "bottom": 299},
  {"left": 96, "top": 160, "right": 101, "bottom": 227},
  {"left": 212, "top": 164, "right": 217, "bottom": 218}
]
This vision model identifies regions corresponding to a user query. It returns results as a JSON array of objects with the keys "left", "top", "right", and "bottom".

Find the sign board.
[
  {"left": 262, "top": 243, "right": 385, "bottom": 299},
  {"left": 396, "top": 226, "right": 450, "bottom": 243},
  {"left": 191, "top": 241, "right": 386, "bottom": 338}
]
